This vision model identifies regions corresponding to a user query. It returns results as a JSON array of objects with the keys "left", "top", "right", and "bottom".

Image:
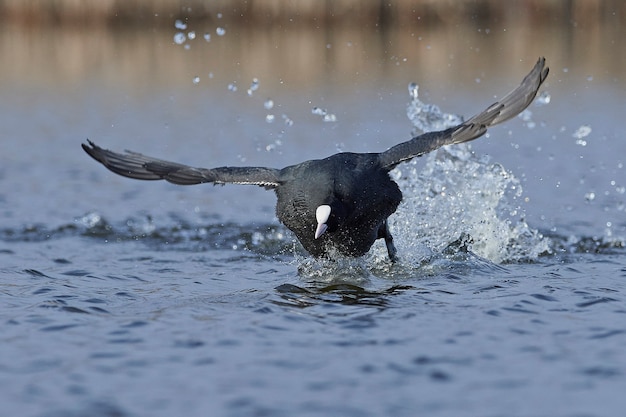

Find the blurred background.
[{"left": 1, "top": 0, "right": 624, "bottom": 88}]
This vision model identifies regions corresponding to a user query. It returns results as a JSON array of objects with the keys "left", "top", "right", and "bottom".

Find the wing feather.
[{"left": 82, "top": 140, "right": 281, "bottom": 189}]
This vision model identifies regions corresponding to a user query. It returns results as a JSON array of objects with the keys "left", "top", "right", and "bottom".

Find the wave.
[{"left": 1, "top": 210, "right": 622, "bottom": 259}]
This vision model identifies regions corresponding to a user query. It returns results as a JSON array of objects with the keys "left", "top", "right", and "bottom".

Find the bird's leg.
[{"left": 378, "top": 220, "right": 398, "bottom": 262}]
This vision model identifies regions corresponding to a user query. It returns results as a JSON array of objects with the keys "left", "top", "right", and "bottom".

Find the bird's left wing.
[
  {"left": 82, "top": 140, "right": 281, "bottom": 189},
  {"left": 378, "top": 57, "right": 549, "bottom": 171}
]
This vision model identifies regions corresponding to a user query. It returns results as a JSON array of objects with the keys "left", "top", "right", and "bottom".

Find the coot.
[{"left": 83, "top": 57, "right": 548, "bottom": 261}]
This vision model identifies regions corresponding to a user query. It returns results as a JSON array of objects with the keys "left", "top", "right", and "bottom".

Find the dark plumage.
[{"left": 82, "top": 57, "right": 549, "bottom": 261}]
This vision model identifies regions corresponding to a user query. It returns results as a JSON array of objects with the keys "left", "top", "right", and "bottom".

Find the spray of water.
[{"left": 384, "top": 83, "right": 550, "bottom": 265}]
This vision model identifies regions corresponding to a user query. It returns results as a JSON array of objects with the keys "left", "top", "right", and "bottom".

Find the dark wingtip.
[
  {"left": 82, "top": 139, "right": 96, "bottom": 151},
  {"left": 81, "top": 139, "right": 105, "bottom": 163},
  {"left": 80, "top": 139, "right": 98, "bottom": 161},
  {"left": 532, "top": 57, "right": 548, "bottom": 83},
  {"left": 536, "top": 56, "right": 549, "bottom": 85},
  {"left": 81, "top": 139, "right": 92, "bottom": 154}
]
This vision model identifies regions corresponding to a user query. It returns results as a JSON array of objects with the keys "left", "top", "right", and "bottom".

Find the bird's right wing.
[
  {"left": 378, "top": 57, "right": 549, "bottom": 171},
  {"left": 82, "top": 140, "right": 281, "bottom": 189}
]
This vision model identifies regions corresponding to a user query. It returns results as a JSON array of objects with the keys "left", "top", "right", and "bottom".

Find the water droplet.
[
  {"left": 247, "top": 78, "right": 259, "bottom": 96},
  {"left": 227, "top": 83, "right": 237, "bottom": 92},
  {"left": 203, "top": 32, "right": 211, "bottom": 42},
  {"left": 187, "top": 31, "right": 196, "bottom": 40},
  {"left": 282, "top": 114, "right": 293, "bottom": 126},
  {"left": 312, "top": 106, "right": 336, "bottom": 122},
  {"left": 174, "top": 19, "right": 187, "bottom": 30},
  {"left": 265, "top": 114, "right": 275, "bottom": 123},
  {"left": 408, "top": 82, "right": 419, "bottom": 99},
  {"left": 216, "top": 27, "right": 226, "bottom": 36},
  {"left": 217, "top": 13, "right": 223, "bottom": 19},
  {"left": 584, "top": 192, "right": 595, "bottom": 201},
  {"left": 173, "top": 32, "right": 186, "bottom": 45},
  {"left": 78, "top": 212, "right": 102, "bottom": 228},
  {"left": 572, "top": 125, "right": 592, "bottom": 140},
  {"left": 192, "top": 76, "right": 200, "bottom": 84},
  {"left": 264, "top": 99, "right": 274, "bottom": 110},
  {"left": 208, "top": 72, "right": 214, "bottom": 79},
  {"left": 312, "top": 107, "right": 327, "bottom": 116},
  {"left": 266, "top": 140, "right": 281, "bottom": 152}
]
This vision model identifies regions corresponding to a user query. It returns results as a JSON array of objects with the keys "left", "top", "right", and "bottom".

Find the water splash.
[
  {"left": 296, "top": 255, "right": 372, "bottom": 285},
  {"left": 406, "top": 83, "right": 463, "bottom": 136},
  {"left": 390, "top": 148, "right": 550, "bottom": 263},
  {"left": 535, "top": 90, "right": 551, "bottom": 106},
  {"left": 390, "top": 83, "right": 551, "bottom": 263},
  {"left": 518, "top": 109, "right": 536, "bottom": 129}
]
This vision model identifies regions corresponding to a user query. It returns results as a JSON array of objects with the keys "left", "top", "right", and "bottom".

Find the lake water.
[{"left": 1, "top": 15, "right": 626, "bottom": 417}]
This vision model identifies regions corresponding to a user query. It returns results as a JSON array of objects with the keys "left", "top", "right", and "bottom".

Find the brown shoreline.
[{"left": 0, "top": 0, "right": 623, "bottom": 29}]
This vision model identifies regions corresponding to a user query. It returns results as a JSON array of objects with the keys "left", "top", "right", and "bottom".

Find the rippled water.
[
  {"left": 2, "top": 216, "right": 625, "bottom": 417},
  {"left": 2, "top": 18, "right": 626, "bottom": 417}
]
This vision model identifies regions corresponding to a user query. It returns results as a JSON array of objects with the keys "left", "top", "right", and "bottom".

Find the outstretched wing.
[
  {"left": 82, "top": 140, "right": 281, "bottom": 189},
  {"left": 378, "top": 57, "right": 549, "bottom": 170}
]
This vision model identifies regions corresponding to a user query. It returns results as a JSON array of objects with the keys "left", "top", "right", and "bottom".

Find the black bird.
[{"left": 82, "top": 57, "right": 548, "bottom": 262}]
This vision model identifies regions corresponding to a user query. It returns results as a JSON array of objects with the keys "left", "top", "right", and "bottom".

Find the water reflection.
[{"left": 273, "top": 282, "right": 410, "bottom": 310}]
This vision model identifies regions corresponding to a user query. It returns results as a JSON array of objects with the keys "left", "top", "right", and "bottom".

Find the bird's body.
[
  {"left": 276, "top": 152, "right": 402, "bottom": 258},
  {"left": 82, "top": 58, "right": 549, "bottom": 261}
]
